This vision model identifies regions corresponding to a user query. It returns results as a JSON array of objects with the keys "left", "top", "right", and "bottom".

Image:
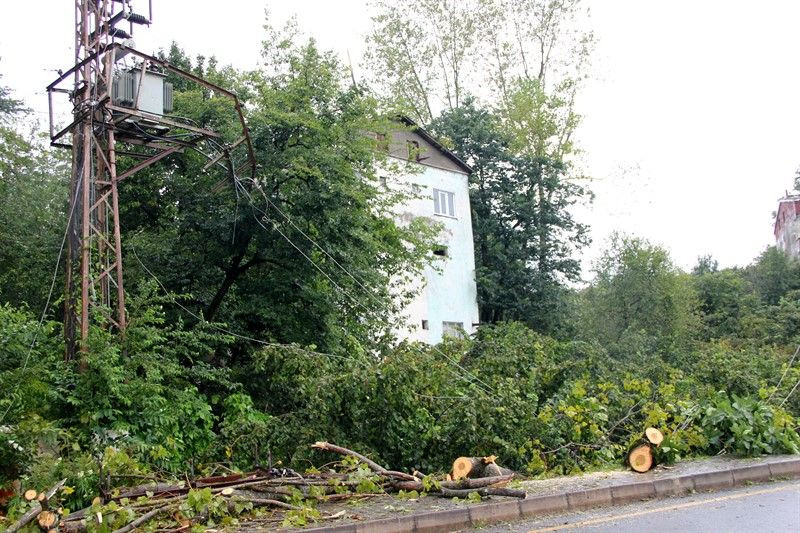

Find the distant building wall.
[{"left": 774, "top": 197, "right": 800, "bottom": 260}]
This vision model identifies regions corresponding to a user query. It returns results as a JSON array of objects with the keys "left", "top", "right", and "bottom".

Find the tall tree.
[
  {"left": 430, "top": 99, "right": 588, "bottom": 333},
  {"left": 0, "top": 75, "right": 69, "bottom": 310},
  {"left": 121, "top": 40, "right": 435, "bottom": 357},
  {"left": 579, "top": 234, "right": 700, "bottom": 355}
]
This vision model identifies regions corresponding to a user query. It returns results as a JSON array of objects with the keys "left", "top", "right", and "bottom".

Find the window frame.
[{"left": 433, "top": 188, "right": 456, "bottom": 218}]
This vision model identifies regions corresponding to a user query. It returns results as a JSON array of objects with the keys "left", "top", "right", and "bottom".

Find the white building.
[
  {"left": 383, "top": 118, "right": 480, "bottom": 344},
  {"left": 775, "top": 196, "right": 800, "bottom": 260}
]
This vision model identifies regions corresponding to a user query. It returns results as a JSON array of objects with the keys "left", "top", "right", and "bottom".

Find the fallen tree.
[{"left": 50, "top": 441, "right": 524, "bottom": 532}]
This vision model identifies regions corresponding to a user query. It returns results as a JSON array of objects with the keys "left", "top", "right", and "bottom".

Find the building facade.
[
  {"left": 774, "top": 196, "right": 800, "bottom": 260},
  {"left": 383, "top": 119, "right": 480, "bottom": 344}
]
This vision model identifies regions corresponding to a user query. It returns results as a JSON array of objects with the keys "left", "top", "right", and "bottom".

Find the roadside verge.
[{"left": 305, "top": 457, "right": 800, "bottom": 533}]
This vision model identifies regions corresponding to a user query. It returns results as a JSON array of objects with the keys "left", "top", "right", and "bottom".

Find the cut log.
[
  {"left": 628, "top": 444, "right": 654, "bottom": 473},
  {"left": 482, "top": 462, "right": 503, "bottom": 478},
  {"left": 645, "top": 427, "right": 664, "bottom": 447},
  {"left": 452, "top": 457, "right": 484, "bottom": 480},
  {"left": 452, "top": 456, "right": 505, "bottom": 480},
  {"left": 24, "top": 489, "right": 38, "bottom": 501},
  {"left": 37, "top": 510, "right": 58, "bottom": 529}
]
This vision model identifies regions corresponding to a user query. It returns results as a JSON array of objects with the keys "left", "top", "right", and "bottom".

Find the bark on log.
[
  {"left": 439, "top": 487, "right": 526, "bottom": 499},
  {"left": 628, "top": 444, "right": 654, "bottom": 473},
  {"left": 392, "top": 474, "right": 515, "bottom": 493},
  {"left": 311, "top": 441, "right": 417, "bottom": 481},
  {"left": 452, "top": 456, "right": 511, "bottom": 480},
  {"left": 111, "top": 504, "right": 176, "bottom": 533},
  {"left": 6, "top": 479, "right": 66, "bottom": 533}
]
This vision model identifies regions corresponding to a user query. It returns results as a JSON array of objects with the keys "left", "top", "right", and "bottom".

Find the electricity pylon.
[{"left": 47, "top": 1, "right": 255, "bottom": 360}]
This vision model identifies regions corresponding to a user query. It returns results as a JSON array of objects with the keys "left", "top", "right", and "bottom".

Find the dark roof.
[{"left": 396, "top": 115, "right": 473, "bottom": 174}]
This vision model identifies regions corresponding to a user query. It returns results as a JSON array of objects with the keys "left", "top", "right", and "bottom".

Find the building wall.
[
  {"left": 774, "top": 198, "right": 800, "bottom": 260},
  {"left": 384, "top": 148, "right": 480, "bottom": 344}
]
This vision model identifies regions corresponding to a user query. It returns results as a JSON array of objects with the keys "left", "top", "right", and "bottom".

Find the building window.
[
  {"left": 407, "top": 140, "right": 420, "bottom": 161},
  {"left": 433, "top": 245, "right": 448, "bottom": 257},
  {"left": 379, "top": 176, "right": 388, "bottom": 188},
  {"left": 442, "top": 321, "right": 465, "bottom": 338},
  {"left": 421, "top": 319, "right": 429, "bottom": 330},
  {"left": 433, "top": 188, "right": 455, "bottom": 217}
]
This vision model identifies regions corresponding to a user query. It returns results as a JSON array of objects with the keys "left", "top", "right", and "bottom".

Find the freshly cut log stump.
[
  {"left": 628, "top": 444, "right": 654, "bottom": 473},
  {"left": 645, "top": 427, "right": 664, "bottom": 446},
  {"left": 23, "top": 489, "right": 38, "bottom": 501},
  {"left": 37, "top": 511, "right": 57, "bottom": 530}
]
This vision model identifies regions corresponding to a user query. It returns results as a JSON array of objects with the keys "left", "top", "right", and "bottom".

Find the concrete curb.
[{"left": 305, "top": 457, "right": 800, "bottom": 533}]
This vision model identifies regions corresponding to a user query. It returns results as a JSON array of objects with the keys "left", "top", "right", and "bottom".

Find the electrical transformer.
[{"left": 112, "top": 68, "right": 173, "bottom": 115}]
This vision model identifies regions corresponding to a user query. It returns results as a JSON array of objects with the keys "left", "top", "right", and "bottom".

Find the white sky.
[{"left": 1, "top": 1, "right": 798, "bottom": 278}]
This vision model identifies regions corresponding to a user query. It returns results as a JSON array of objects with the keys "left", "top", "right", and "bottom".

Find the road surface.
[{"left": 482, "top": 479, "right": 800, "bottom": 533}]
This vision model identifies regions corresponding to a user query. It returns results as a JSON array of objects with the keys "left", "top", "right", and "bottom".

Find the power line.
[
  {"left": 232, "top": 177, "right": 499, "bottom": 399},
  {"left": 131, "top": 244, "right": 471, "bottom": 403},
  {"left": 0, "top": 164, "right": 81, "bottom": 425},
  {"left": 769, "top": 344, "right": 800, "bottom": 403}
]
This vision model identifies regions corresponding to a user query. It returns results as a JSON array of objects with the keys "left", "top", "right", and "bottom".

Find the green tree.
[
  {"left": 0, "top": 70, "right": 25, "bottom": 118},
  {"left": 122, "top": 40, "right": 435, "bottom": 356},
  {"left": 429, "top": 100, "right": 588, "bottom": 333},
  {"left": 579, "top": 234, "right": 700, "bottom": 356},
  {"left": 0, "top": 75, "right": 69, "bottom": 310},
  {"left": 746, "top": 246, "right": 800, "bottom": 306}
]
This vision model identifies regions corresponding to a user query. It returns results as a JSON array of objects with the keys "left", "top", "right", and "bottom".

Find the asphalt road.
[{"left": 482, "top": 479, "right": 800, "bottom": 533}]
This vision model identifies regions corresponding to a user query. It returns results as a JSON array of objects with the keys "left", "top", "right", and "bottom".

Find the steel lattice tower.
[{"left": 47, "top": 1, "right": 255, "bottom": 359}]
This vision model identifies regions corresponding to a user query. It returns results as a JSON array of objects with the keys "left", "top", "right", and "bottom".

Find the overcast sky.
[{"left": 2, "top": 1, "right": 798, "bottom": 278}]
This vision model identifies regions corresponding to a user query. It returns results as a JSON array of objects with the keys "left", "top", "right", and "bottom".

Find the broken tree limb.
[
  {"left": 246, "top": 498, "right": 302, "bottom": 511},
  {"left": 311, "top": 441, "right": 417, "bottom": 481},
  {"left": 439, "top": 487, "right": 526, "bottom": 499},
  {"left": 111, "top": 504, "right": 177, "bottom": 533},
  {"left": 5, "top": 479, "right": 66, "bottom": 533},
  {"left": 443, "top": 474, "right": 514, "bottom": 490},
  {"left": 392, "top": 474, "right": 515, "bottom": 493}
]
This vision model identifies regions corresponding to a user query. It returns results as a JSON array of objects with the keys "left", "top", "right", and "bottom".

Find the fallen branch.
[
  {"left": 393, "top": 474, "right": 515, "bottom": 492},
  {"left": 440, "top": 487, "right": 526, "bottom": 499},
  {"left": 112, "top": 504, "right": 176, "bottom": 533},
  {"left": 311, "top": 441, "right": 417, "bottom": 481}
]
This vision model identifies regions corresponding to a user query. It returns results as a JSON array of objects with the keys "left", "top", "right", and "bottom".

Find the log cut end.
[
  {"left": 37, "top": 510, "right": 57, "bottom": 529},
  {"left": 645, "top": 427, "right": 664, "bottom": 446},
  {"left": 23, "top": 489, "right": 38, "bottom": 502},
  {"left": 628, "top": 444, "right": 653, "bottom": 473},
  {"left": 452, "top": 457, "right": 482, "bottom": 480}
]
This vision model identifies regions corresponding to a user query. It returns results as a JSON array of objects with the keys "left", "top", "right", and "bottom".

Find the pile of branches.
[{"left": 7, "top": 442, "right": 524, "bottom": 532}]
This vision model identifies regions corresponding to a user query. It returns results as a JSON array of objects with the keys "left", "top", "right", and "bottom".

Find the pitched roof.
[{"left": 396, "top": 115, "right": 473, "bottom": 174}]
